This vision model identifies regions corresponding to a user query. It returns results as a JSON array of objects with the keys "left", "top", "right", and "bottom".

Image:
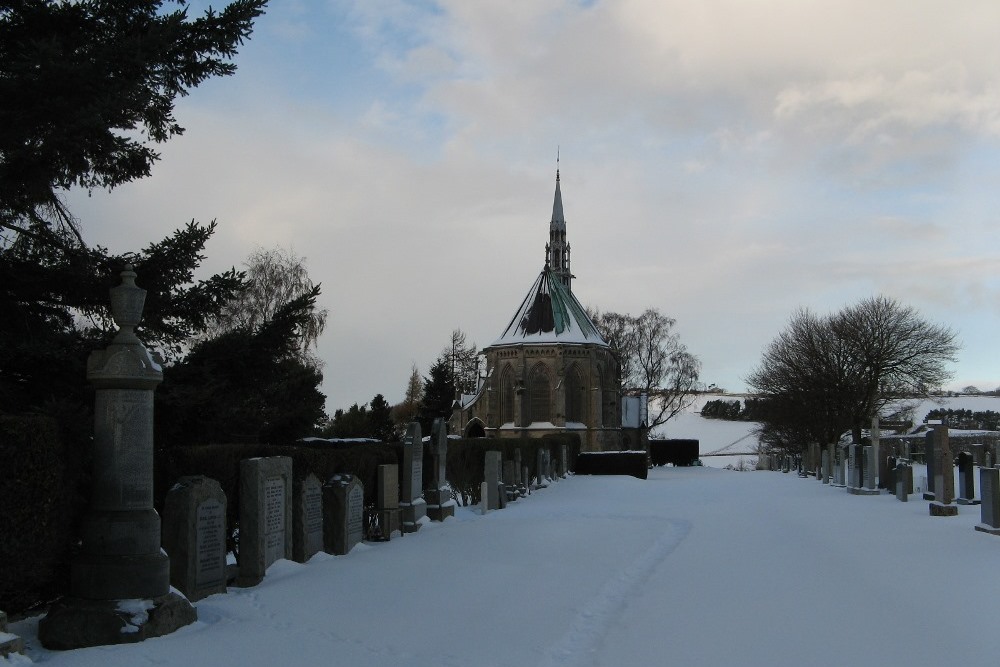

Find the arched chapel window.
[
  {"left": 528, "top": 364, "right": 550, "bottom": 423},
  {"left": 500, "top": 366, "right": 515, "bottom": 425},
  {"left": 565, "top": 365, "right": 585, "bottom": 423}
]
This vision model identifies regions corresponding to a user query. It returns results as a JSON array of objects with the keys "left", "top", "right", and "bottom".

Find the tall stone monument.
[
  {"left": 292, "top": 472, "right": 324, "bottom": 562},
  {"left": 928, "top": 426, "right": 958, "bottom": 517},
  {"left": 975, "top": 467, "right": 1000, "bottom": 536},
  {"left": 425, "top": 418, "right": 455, "bottom": 521},
  {"left": 399, "top": 422, "right": 427, "bottom": 532},
  {"left": 40, "top": 267, "right": 196, "bottom": 650}
]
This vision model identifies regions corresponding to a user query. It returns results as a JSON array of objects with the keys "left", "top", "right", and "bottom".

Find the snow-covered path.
[{"left": 9, "top": 466, "right": 1000, "bottom": 667}]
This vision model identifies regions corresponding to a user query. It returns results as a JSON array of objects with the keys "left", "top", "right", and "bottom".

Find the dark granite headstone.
[
  {"left": 956, "top": 452, "right": 979, "bottom": 505},
  {"left": 976, "top": 467, "right": 1000, "bottom": 535},
  {"left": 485, "top": 451, "right": 502, "bottom": 510}
]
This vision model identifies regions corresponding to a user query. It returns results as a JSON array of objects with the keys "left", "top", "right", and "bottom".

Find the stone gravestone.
[
  {"left": 956, "top": 452, "right": 979, "bottom": 506},
  {"left": 847, "top": 444, "right": 859, "bottom": 489},
  {"left": 238, "top": 456, "right": 293, "bottom": 586},
  {"left": 40, "top": 267, "right": 195, "bottom": 650},
  {"left": 923, "top": 428, "right": 937, "bottom": 501},
  {"left": 536, "top": 449, "right": 548, "bottom": 488},
  {"left": 503, "top": 460, "right": 518, "bottom": 501},
  {"left": 323, "top": 474, "right": 364, "bottom": 555},
  {"left": 293, "top": 473, "right": 324, "bottom": 563},
  {"left": 425, "top": 418, "right": 455, "bottom": 521},
  {"left": 484, "top": 451, "right": 502, "bottom": 510},
  {"left": 560, "top": 444, "right": 569, "bottom": 478},
  {"left": 895, "top": 462, "right": 909, "bottom": 502},
  {"left": 969, "top": 443, "right": 985, "bottom": 467},
  {"left": 375, "top": 464, "right": 400, "bottom": 540},
  {"left": 863, "top": 445, "right": 877, "bottom": 491},
  {"left": 975, "top": 467, "right": 1000, "bottom": 535},
  {"left": 0, "top": 610, "right": 24, "bottom": 658},
  {"left": 821, "top": 450, "right": 830, "bottom": 484},
  {"left": 929, "top": 426, "right": 958, "bottom": 517},
  {"left": 871, "top": 417, "right": 883, "bottom": 488},
  {"left": 162, "top": 476, "right": 227, "bottom": 602},
  {"left": 399, "top": 422, "right": 426, "bottom": 533}
]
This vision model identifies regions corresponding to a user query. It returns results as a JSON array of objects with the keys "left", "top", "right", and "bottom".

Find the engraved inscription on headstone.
[
  {"left": 348, "top": 484, "right": 364, "bottom": 544},
  {"left": 305, "top": 483, "right": 323, "bottom": 556},
  {"left": 264, "top": 477, "right": 285, "bottom": 566},
  {"left": 195, "top": 498, "right": 225, "bottom": 589}
]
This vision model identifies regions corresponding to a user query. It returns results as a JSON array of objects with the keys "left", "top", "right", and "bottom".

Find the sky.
[
  {"left": 65, "top": 0, "right": 1000, "bottom": 413},
  {"left": 11, "top": 396, "right": 1000, "bottom": 666}
]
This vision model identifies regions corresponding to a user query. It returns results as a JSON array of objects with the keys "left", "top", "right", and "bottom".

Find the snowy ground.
[
  {"left": 9, "top": 464, "right": 1000, "bottom": 667},
  {"left": 8, "top": 395, "right": 1000, "bottom": 666}
]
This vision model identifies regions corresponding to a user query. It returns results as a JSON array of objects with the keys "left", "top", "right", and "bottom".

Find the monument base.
[
  {"left": 38, "top": 591, "right": 196, "bottom": 651},
  {"left": 929, "top": 502, "right": 959, "bottom": 517},
  {"left": 922, "top": 492, "right": 936, "bottom": 501},
  {"left": 957, "top": 498, "right": 981, "bottom": 506},
  {"left": 847, "top": 487, "right": 880, "bottom": 496},
  {"left": 974, "top": 523, "right": 1000, "bottom": 536},
  {"left": 425, "top": 491, "right": 456, "bottom": 521},
  {"left": 399, "top": 499, "right": 427, "bottom": 534}
]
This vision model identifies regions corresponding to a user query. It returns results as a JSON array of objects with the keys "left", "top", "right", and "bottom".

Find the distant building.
[{"left": 451, "top": 170, "right": 630, "bottom": 451}]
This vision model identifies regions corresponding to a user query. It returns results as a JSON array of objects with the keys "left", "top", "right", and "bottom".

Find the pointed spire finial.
[{"left": 556, "top": 146, "right": 560, "bottom": 181}]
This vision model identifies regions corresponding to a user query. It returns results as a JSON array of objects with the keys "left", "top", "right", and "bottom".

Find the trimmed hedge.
[
  {"left": 0, "top": 415, "right": 89, "bottom": 615},
  {"left": 574, "top": 451, "right": 648, "bottom": 479},
  {"left": 649, "top": 439, "right": 699, "bottom": 467}
]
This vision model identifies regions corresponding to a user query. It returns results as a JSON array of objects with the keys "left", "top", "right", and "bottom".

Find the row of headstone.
[
  {"left": 162, "top": 457, "right": 368, "bottom": 599},
  {"left": 482, "top": 446, "right": 569, "bottom": 513},
  {"left": 426, "top": 419, "right": 456, "bottom": 521}
]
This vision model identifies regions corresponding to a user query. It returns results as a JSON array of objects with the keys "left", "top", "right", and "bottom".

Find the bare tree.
[
  {"left": 747, "top": 296, "right": 959, "bottom": 451},
  {"left": 591, "top": 308, "right": 701, "bottom": 430},
  {"left": 205, "top": 247, "right": 328, "bottom": 366},
  {"left": 444, "top": 328, "right": 481, "bottom": 395}
]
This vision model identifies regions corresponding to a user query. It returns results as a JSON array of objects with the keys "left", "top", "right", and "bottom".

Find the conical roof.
[{"left": 490, "top": 268, "right": 608, "bottom": 347}]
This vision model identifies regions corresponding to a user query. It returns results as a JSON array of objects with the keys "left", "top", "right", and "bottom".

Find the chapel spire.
[{"left": 546, "top": 162, "right": 572, "bottom": 291}]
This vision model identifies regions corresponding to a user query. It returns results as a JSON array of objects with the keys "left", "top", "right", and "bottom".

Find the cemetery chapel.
[{"left": 452, "top": 170, "right": 644, "bottom": 451}]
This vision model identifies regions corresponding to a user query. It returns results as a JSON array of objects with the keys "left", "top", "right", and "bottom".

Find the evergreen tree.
[
  {"left": 368, "top": 394, "right": 395, "bottom": 442},
  {"left": 418, "top": 355, "right": 455, "bottom": 435},
  {"left": 392, "top": 364, "right": 423, "bottom": 426}
]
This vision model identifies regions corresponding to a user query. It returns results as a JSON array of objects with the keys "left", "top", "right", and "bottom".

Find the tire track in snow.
[{"left": 536, "top": 519, "right": 691, "bottom": 667}]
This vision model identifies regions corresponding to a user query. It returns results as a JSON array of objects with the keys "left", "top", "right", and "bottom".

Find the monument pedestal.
[
  {"left": 974, "top": 523, "right": 1000, "bottom": 536},
  {"left": 929, "top": 502, "right": 959, "bottom": 517},
  {"left": 38, "top": 592, "right": 196, "bottom": 651},
  {"left": 425, "top": 489, "right": 455, "bottom": 521},
  {"left": 399, "top": 498, "right": 426, "bottom": 533},
  {"left": 847, "top": 486, "right": 879, "bottom": 496}
]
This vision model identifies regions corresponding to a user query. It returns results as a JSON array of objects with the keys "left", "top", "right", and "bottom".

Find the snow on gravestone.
[
  {"left": 323, "top": 474, "right": 365, "bottom": 555},
  {"left": 162, "top": 476, "right": 227, "bottom": 602},
  {"left": 238, "top": 457, "right": 292, "bottom": 587}
]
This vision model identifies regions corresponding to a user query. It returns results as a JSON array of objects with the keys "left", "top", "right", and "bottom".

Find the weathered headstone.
[
  {"left": 485, "top": 451, "right": 502, "bottom": 510},
  {"left": 425, "top": 418, "right": 455, "bottom": 521},
  {"left": 162, "top": 476, "right": 227, "bottom": 602},
  {"left": 560, "top": 444, "right": 569, "bottom": 477},
  {"left": 293, "top": 473, "right": 324, "bottom": 563},
  {"left": 833, "top": 445, "right": 847, "bottom": 487},
  {"left": 871, "top": 417, "right": 882, "bottom": 488},
  {"left": 39, "top": 267, "right": 195, "bottom": 650},
  {"left": 956, "top": 452, "right": 979, "bottom": 506},
  {"left": 929, "top": 426, "right": 958, "bottom": 516},
  {"left": 821, "top": 450, "right": 830, "bottom": 484},
  {"left": 375, "top": 464, "right": 400, "bottom": 540},
  {"left": 323, "top": 474, "right": 364, "bottom": 555},
  {"left": 238, "top": 456, "right": 293, "bottom": 585},
  {"left": 975, "top": 467, "right": 1000, "bottom": 535},
  {"left": 0, "top": 610, "right": 24, "bottom": 658},
  {"left": 399, "top": 422, "right": 426, "bottom": 533}
]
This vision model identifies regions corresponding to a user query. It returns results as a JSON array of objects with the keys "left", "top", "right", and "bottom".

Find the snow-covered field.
[{"left": 7, "top": 394, "right": 1000, "bottom": 666}]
